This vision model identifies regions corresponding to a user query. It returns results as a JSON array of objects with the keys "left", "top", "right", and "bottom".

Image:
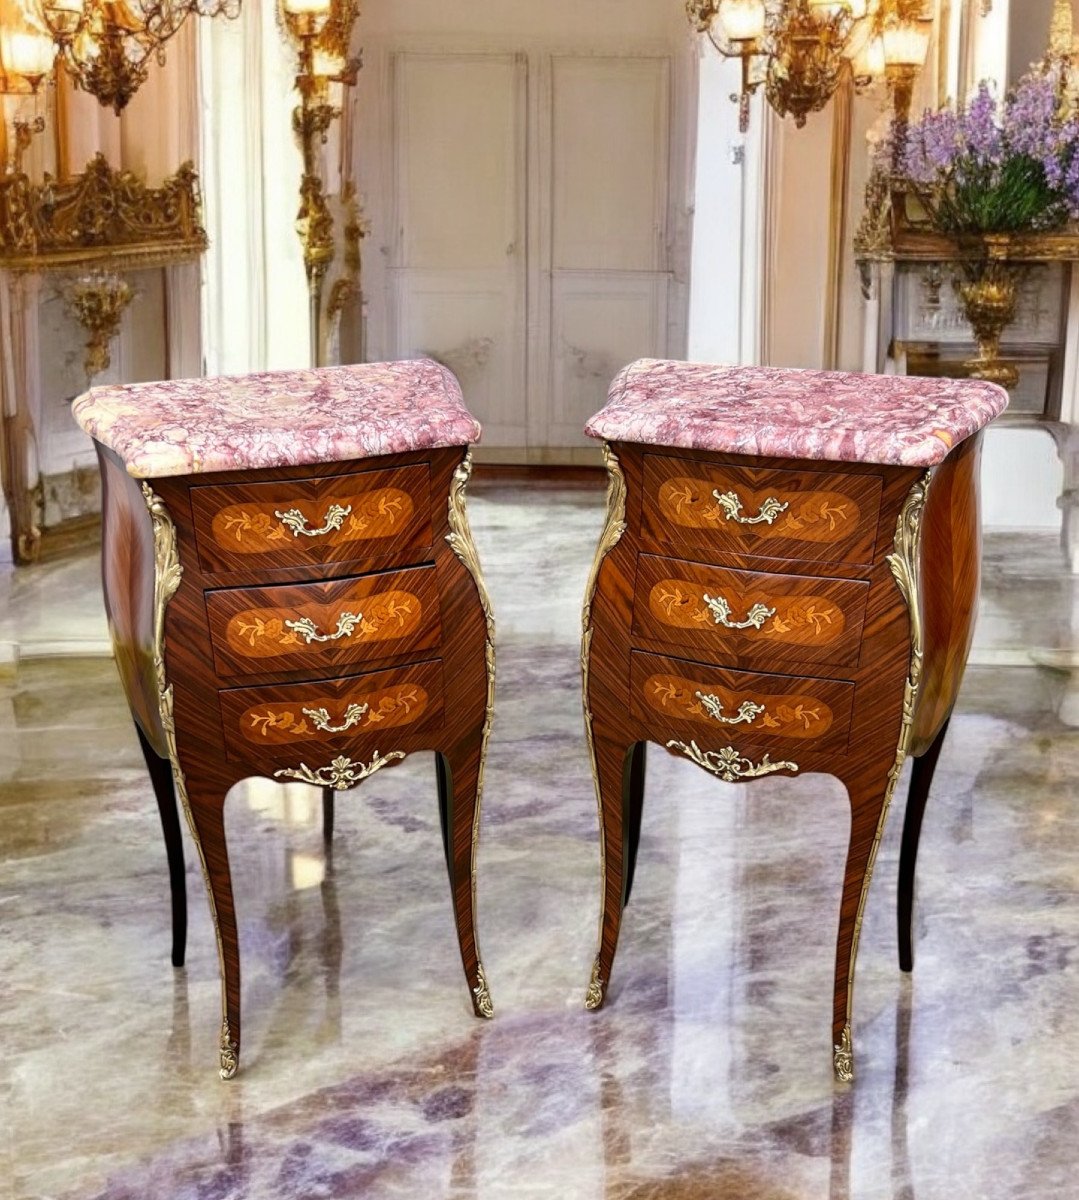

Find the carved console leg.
[
  {"left": 321, "top": 786, "right": 335, "bottom": 845},
  {"left": 622, "top": 741, "right": 647, "bottom": 908},
  {"left": 185, "top": 791, "right": 243, "bottom": 1079},
  {"left": 437, "top": 737, "right": 493, "bottom": 1019},
  {"left": 833, "top": 772, "right": 896, "bottom": 1083},
  {"left": 897, "top": 718, "right": 950, "bottom": 973},
  {"left": 585, "top": 735, "right": 638, "bottom": 1012},
  {"left": 135, "top": 723, "right": 188, "bottom": 969}
]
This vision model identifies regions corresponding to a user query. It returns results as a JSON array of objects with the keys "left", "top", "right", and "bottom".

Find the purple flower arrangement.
[{"left": 895, "top": 67, "right": 1079, "bottom": 233}]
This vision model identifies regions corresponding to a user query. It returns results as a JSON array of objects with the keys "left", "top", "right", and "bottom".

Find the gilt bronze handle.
[
  {"left": 702, "top": 593, "right": 776, "bottom": 630},
  {"left": 713, "top": 490, "right": 789, "bottom": 525},
  {"left": 695, "top": 692, "right": 765, "bottom": 725},
  {"left": 285, "top": 610, "right": 363, "bottom": 644},
  {"left": 274, "top": 502, "right": 352, "bottom": 537},
  {"left": 301, "top": 702, "right": 369, "bottom": 733}
]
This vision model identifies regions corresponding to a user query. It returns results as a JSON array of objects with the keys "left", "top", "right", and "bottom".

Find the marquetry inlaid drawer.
[
  {"left": 631, "top": 651, "right": 855, "bottom": 751},
  {"left": 191, "top": 464, "right": 433, "bottom": 574},
  {"left": 641, "top": 454, "right": 883, "bottom": 566},
  {"left": 631, "top": 553, "right": 869, "bottom": 670},
  {"left": 204, "top": 565, "right": 442, "bottom": 680},
  {"left": 218, "top": 658, "right": 445, "bottom": 764}
]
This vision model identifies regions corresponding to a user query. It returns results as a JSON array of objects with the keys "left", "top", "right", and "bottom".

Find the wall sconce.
[{"left": 279, "top": 0, "right": 360, "bottom": 366}]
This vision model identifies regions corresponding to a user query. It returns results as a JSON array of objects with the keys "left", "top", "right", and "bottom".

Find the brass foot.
[
  {"left": 584, "top": 957, "right": 605, "bottom": 1011},
  {"left": 833, "top": 1023, "right": 853, "bottom": 1083},
  {"left": 219, "top": 1018, "right": 239, "bottom": 1080},
  {"left": 472, "top": 963, "right": 494, "bottom": 1019}
]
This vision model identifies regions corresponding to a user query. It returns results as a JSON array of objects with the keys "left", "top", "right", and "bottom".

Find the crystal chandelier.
[
  {"left": 30, "top": 0, "right": 242, "bottom": 113},
  {"left": 686, "top": 0, "right": 932, "bottom": 131}
]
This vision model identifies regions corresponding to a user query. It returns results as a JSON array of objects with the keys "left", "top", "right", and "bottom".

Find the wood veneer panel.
[
  {"left": 204, "top": 564, "right": 441, "bottom": 680},
  {"left": 630, "top": 650, "right": 855, "bottom": 752},
  {"left": 191, "top": 463, "right": 433, "bottom": 574},
  {"left": 641, "top": 453, "right": 884, "bottom": 566},
  {"left": 631, "top": 553, "right": 870, "bottom": 671},
  {"left": 218, "top": 658, "right": 445, "bottom": 764}
]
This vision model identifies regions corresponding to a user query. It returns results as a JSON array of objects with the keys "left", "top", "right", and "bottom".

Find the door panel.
[
  {"left": 390, "top": 53, "right": 527, "bottom": 446},
  {"left": 539, "top": 55, "right": 674, "bottom": 449}
]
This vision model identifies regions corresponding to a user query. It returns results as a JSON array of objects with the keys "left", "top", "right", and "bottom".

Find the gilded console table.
[
  {"left": 74, "top": 360, "right": 495, "bottom": 1077},
  {"left": 581, "top": 359, "right": 1008, "bottom": 1080}
]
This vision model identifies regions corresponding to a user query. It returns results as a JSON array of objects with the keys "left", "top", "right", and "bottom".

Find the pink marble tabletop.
[
  {"left": 586, "top": 359, "right": 1009, "bottom": 468},
  {"left": 72, "top": 359, "right": 481, "bottom": 479}
]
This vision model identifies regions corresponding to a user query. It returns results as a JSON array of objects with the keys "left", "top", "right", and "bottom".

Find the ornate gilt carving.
[
  {"left": 219, "top": 1018, "right": 239, "bottom": 1081},
  {"left": 285, "top": 611, "right": 363, "bottom": 644},
  {"left": 472, "top": 963, "right": 495, "bottom": 1019},
  {"left": 446, "top": 450, "right": 497, "bottom": 1017},
  {"left": 584, "top": 957, "right": 605, "bottom": 1011},
  {"left": 0, "top": 154, "right": 208, "bottom": 272},
  {"left": 666, "top": 739, "right": 800, "bottom": 783},
  {"left": 273, "top": 750, "right": 406, "bottom": 790},
  {"left": 712, "top": 490, "right": 789, "bottom": 525},
  {"left": 837, "top": 471, "right": 931, "bottom": 1083},
  {"left": 63, "top": 270, "right": 133, "bottom": 378},
  {"left": 581, "top": 444, "right": 627, "bottom": 1008}
]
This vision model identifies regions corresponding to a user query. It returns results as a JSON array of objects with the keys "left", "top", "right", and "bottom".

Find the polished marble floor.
[{"left": 2, "top": 482, "right": 1078, "bottom": 1200}]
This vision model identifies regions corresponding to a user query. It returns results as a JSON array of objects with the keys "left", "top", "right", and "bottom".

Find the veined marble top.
[
  {"left": 72, "top": 359, "right": 481, "bottom": 479},
  {"left": 585, "top": 359, "right": 1009, "bottom": 468}
]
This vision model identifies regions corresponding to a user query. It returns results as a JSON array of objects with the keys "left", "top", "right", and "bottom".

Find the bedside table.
[
  {"left": 74, "top": 360, "right": 495, "bottom": 1078},
  {"left": 580, "top": 358, "right": 1008, "bottom": 1081}
]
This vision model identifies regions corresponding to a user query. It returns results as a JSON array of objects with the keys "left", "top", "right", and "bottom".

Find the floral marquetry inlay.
[
  {"left": 645, "top": 674, "right": 835, "bottom": 739},
  {"left": 658, "top": 478, "right": 859, "bottom": 544},
  {"left": 241, "top": 685, "right": 428, "bottom": 745},
  {"left": 650, "top": 580, "right": 845, "bottom": 647},
  {"left": 211, "top": 488, "right": 414, "bottom": 555},
  {"left": 227, "top": 590, "right": 421, "bottom": 658}
]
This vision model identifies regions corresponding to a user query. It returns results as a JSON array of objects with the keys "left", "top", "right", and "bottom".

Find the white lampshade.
[
  {"left": 717, "top": 0, "right": 766, "bottom": 42},
  {"left": 852, "top": 33, "right": 886, "bottom": 79},
  {"left": 0, "top": 27, "right": 56, "bottom": 84},
  {"left": 283, "top": 0, "right": 331, "bottom": 13},
  {"left": 883, "top": 20, "right": 931, "bottom": 68}
]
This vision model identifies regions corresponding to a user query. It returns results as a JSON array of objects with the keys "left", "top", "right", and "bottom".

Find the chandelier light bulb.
[
  {"left": 282, "top": 0, "right": 332, "bottom": 13},
  {"left": 853, "top": 33, "right": 887, "bottom": 78},
  {"left": 882, "top": 20, "right": 931, "bottom": 68},
  {"left": 717, "top": 0, "right": 767, "bottom": 43},
  {"left": 0, "top": 27, "right": 57, "bottom": 87}
]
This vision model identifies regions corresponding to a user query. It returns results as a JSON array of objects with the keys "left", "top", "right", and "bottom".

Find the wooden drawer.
[
  {"left": 218, "top": 659, "right": 444, "bottom": 764},
  {"left": 641, "top": 454, "right": 883, "bottom": 566},
  {"left": 631, "top": 554, "right": 869, "bottom": 670},
  {"left": 204, "top": 565, "right": 441, "bottom": 680},
  {"left": 191, "top": 464, "right": 433, "bottom": 574},
  {"left": 631, "top": 651, "right": 854, "bottom": 751}
]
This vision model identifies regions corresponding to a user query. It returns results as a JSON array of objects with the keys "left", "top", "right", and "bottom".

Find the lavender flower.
[{"left": 888, "top": 67, "right": 1079, "bottom": 234}]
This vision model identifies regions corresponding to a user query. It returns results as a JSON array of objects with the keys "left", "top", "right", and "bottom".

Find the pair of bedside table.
[
  {"left": 580, "top": 359, "right": 1007, "bottom": 1081},
  {"left": 75, "top": 360, "right": 495, "bottom": 1079},
  {"left": 76, "top": 355, "right": 1005, "bottom": 1082}
]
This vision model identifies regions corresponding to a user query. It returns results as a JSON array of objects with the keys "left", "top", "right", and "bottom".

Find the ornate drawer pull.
[
  {"left": 695, "top": 692, "right": 765, "bottom": 725},
  {"left": 702, "top": 592, "right": 776, "bottom": 630},
  {"left": 713, "top": 490, "right": 789, "bottom": 526},
  {"left": 667, "top": 739, "right": 798, "bottom": 782},
  {"left": 274, "top": 750, "right": 407, "bottom": 790},
  {"left": 273, "top": 503, "right": 352, "bottom": 538},
  {"left": 285, "top": 610, "right": 363, "bottom": 644},
  {"left": 301, "top": 702, "right": 369, "bottom": 733}
]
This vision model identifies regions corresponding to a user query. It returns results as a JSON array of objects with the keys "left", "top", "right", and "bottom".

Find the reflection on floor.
[{"left": 1, "top": 485, "right": 1078, "bottom": 1199}]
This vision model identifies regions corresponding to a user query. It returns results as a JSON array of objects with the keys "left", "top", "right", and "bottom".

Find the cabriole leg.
[
  {"left": 136, "top": 723, "right": 188, "bottom": 969},
  {"left": 437, "top": 737, "right": 492, "bottom": 1019},
  {"left": 898, "top": 718, "right": 950, "bottom": 973},
  {"left": 185, "top": 791, "right": 242, "bottom": 1079},
  {"left": 585, "top": 736, "right": 639, "bottom": 1012}
]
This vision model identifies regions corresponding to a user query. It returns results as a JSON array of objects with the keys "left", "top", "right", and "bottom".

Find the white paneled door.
[{"left": 385, "top": 50, "right": 686, "bottom": 454}]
